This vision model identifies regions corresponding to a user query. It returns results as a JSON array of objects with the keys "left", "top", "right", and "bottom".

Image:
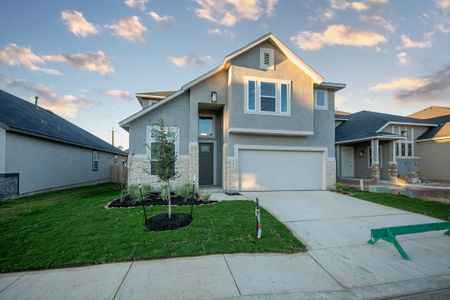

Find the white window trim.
[
  {"left": 393, "top": 126, "right": 415, "bottom": 158},
  {"left": 147, "top": 125, "right": 180, "bottom": 175},
  {"left": 244, "top": 76, "right": 291, "bottom": 117},
  {"left": 314, "top": 89, "right": 328, "bottom": 110},
  {"left": 198, "top": 114, "right": 215, "bottom": 139},
  {"left": 260, "top": 47, "right": 274, "bottom": 70},
  {"left": 92, "top": 150, "right": 99, "bottom": 171}
]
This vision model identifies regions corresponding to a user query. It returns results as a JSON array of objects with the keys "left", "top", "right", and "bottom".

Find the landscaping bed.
[
  {"left": 0, "top": 183, "right": 305, "bottom": 272},
  {"left": 107, "top": 193, "right": 216, "bottom": 208}
]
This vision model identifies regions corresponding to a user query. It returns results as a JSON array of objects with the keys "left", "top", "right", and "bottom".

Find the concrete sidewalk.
[{"left": 1, "top": 191, "right": 449, "bottom": 299}]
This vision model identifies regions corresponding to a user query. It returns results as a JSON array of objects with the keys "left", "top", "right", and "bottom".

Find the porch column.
[
  {"left": 189, "top": 100, "right": 199, "bottom": 188},
  {"left": 389, "top": 140, "right": 398, "bottom": 181},
  {"left": 370, "top": 139, "right": 380, "bottom": 182}
]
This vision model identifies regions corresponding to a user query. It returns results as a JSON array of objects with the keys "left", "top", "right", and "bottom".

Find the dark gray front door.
[{"left": 199, "top": 143, "right": 214, "bottom": 185}]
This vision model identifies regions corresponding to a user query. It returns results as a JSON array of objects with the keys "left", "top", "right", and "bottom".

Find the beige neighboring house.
[
  {"left": 120, "top": 33, "right": 345, "bottom": 192},
  {"left": 335, "top": 106, "right": 450, "bottom": 182}
]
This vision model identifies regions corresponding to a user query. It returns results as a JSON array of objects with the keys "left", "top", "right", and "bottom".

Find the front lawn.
[
  {"left": 346, "top": 188, "right": 450, "bottom": 220},
  {"left": 0, "top": 183, "right": 304, "bottom": 273}
]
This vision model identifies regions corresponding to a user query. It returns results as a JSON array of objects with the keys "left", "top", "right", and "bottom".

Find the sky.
[{"left": 1, "top": 0, "right": 449, "bottom": 149}]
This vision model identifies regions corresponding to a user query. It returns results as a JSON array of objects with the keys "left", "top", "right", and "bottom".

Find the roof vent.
[{"left": 34, "top": 96, "right": 39, "bottom": 106}]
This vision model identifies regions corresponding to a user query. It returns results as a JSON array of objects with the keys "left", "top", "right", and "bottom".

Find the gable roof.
[
  {"left": 136, "top": 91, "right": 175, "bottom": 99},
  {"left": 416, "top": 114, "right": 450, "bottom": 141},
  {"left": 335, "top": 110, "right": 438, "bottom": 143},
  {"left": 120, "top": 33, "right": 327, "bottom": 128},
  {"left": 408, "top": 106, "right": 450, "bottom": 119},
  {"left": 0, "top": 90, "right": 126, "bottom": 155}
]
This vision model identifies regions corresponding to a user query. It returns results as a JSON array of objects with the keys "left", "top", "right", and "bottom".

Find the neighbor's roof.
[
  {"left": 120, "top": 32, "right": 344, "bottom": 128},
  {"left": 416, "top": 114, "right": 450, "bottom": 141},
  {"left": 335, "top": 110, "right": 351, "bottom": 115},
  {"left": 335, "top": 110, "right": 438, "bottom": 143},
  {"left": 0, "top": 90, "right": 126, "bottom": 155},
  {"left": 408, "top": 106, "right": 450, "bottom": 119}
]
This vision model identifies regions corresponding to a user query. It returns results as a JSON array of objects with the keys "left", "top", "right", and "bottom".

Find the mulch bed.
[
  {"left": 145, "top": 213, "right": 193, "bottom": 231},
  {"left": 106, "top": 192, "right": 216, "bottom": 208}
]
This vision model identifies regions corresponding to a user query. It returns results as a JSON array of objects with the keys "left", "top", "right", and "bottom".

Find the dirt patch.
[
  {"left": 145, "top": 213, "right": 193, "bottom": 231},
  {"left": 106, "top": 193, "right": 216, "bottom": 208}
]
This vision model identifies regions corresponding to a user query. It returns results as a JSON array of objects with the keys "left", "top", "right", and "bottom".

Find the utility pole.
[{"left": 111, "top": 127, "right": 115, "bottom": 146}]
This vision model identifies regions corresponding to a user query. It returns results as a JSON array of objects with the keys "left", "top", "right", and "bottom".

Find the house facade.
[
  {"left": 0, "top": 91, "right": 127, "bottom": 199},
  {"left": 120, "top": 33, "right": 345, "bottom": 192},
  {"left": 335, "top": 108, "right": 450, "bottom": 182}
]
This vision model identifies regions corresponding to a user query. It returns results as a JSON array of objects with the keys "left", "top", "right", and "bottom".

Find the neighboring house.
[
  {"left": 335, "top": 108, "right": 450, "bottom": 182},
  {"left": 0, "top": 90, "right": 127, "bottom": 199},
  {"left": 120, "top": 33, "right": 345, "bottom": 192}
]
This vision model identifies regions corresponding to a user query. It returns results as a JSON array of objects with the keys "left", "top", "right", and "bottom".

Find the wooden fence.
[{"left": 111, "top": 165, "right": 128, "bottom": 184}]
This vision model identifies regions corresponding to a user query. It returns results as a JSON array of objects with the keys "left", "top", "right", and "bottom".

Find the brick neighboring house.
[{"left": 335, "top": 107, "right": 450, "bottom": 182}]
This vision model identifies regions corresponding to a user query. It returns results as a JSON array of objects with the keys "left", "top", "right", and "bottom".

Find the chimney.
[
  {"left": 111, "top": 127, "right": 115, "bottom": 146},
  {"left": 34, "top": 96, "right": 39, "bottom": 106}
]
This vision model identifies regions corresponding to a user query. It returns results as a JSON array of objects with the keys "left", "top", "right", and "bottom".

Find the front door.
[
  {"left": 341, "top": 146, "right": 354, "bottom": 177},
  {"left": 199, "top": 143, "right": 214, "bottom": 185}
]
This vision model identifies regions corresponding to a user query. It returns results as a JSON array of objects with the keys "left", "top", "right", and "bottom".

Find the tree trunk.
[{"left": 167, "top": 180, "right": 172, "bottom": 218}]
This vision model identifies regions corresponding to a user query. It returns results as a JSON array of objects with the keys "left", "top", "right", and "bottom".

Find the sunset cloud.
[
  {"left": 207, "top": 28, "right": 234, "bottom": 38},
  {"left": 398, "top": 34, "right": 432, "bottom": 49},
  {"left": 397, "top": 52, "right": 408, "bottom": 65},
  {"left": 166, "top": 55, "right": 211, "bottom": 67},
  {"left": 148, "top": 11, "right": 174, "bottom": 26},
  {"left": 124, "top": 0, "right": 148, "bottom": 10},
  {"left": 61, "top": 10, "right": 99, "bottom": 37},
  {"left": 102, "top": 89, "right": 133, "bottom": 101},
  {"left": 109, "top": 16, "right": 147, "bottom": 42},
  {"left": 360, "top": 15, "right": 396, "bottom": 33},
  {"left": 43, "top": 51, "right": 114, "bottom": 75},
  {"left": 369, "top": 77, "right": 430, "bottom": 92},
  {"left": 0, "top": 44, "right": 61, "bottom": 75},
  {"left": 291, "top": 25, "right": 386, "bottom": 51},
  {"left": 434, "top": 0, "right": 450, "bottom": 9},
  {"left": 194, "top": 0, "right": 278, "bottom": 27}
]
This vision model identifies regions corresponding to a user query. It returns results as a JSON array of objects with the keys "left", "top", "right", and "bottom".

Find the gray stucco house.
[
  {"left": 120, "top": 33, "right": 345, "bottom": 192},
  {"left": 335, "top": 107, "right": 450, "bottom": 182},
  {"left": 0, "top": 90, "right": 126, "bottom": 199}
]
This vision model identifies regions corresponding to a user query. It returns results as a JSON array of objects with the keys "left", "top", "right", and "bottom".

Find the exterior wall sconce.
[
  {"left": 359, "top": 150, "right": 364, "bottom": 157},
  {"left": 211, "top": 91, "right": 217, "bottom": 103}
]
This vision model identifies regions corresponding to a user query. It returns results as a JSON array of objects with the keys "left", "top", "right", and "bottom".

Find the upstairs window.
[
  {"left": 314, "top": 90, "right": 328, "bottom": 110},
  {"left": 92, "top": 151, "right": 99, "bottom": 171},
  {"left": 245, "top": 77, "right": 291, "bottom": 116},
  {"left": 260, "top": 48, "right": 274, "bottom": 70},
  {"left": 394, "top": 126, "right": 414, "bottom": 158},
  {"left": 148, "top": 126, "right": 179, "bottom": 175},
  {"left": 199, "top": 116, "right": 214, "bottom": 137}
]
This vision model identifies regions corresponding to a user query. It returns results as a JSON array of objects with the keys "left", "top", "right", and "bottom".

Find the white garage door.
[{"left": 238, "top": 149, "right": 324, "bottom": 191}]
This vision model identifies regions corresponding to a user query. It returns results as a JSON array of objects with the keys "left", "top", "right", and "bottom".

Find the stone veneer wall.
[
  {"left": 128, "top": 154, "right": 189, "bottom": 190},
  {"left": 188, "top": 143, "right": 198, "bottom": 189},
  {"left": 222, "top": 143, "right": 239, "bottom": 193},
  {"left": 326, "top": 158, "right": 336, "bottom": 190}
]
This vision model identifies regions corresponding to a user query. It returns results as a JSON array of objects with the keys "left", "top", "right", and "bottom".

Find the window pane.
[
  {"left": 281, "top": 84, "right": 288, "bottom": 113},
  {"left": 407, "top": 143, "right": 412, "bottom": 156},
  {"left": 395, "top": 142, "right": 399, "bottom": 156},
  {"left": 401, "top": 143, "right": 406, "bottom": 156},
  {"left": 151, "top": 142, "right": 160, "bottom": 159},
  {"left": 151, "top": 129, "right": 160, "bottom": 139},
  {"left": 248, "top": 80, "right": 255, "bottom": 110},
  {"left": 150, "top": 161, "right": 159, "bottom": 175},
  {"left": 260, "top": 82, "right": 275, "bottom": 97},
  {"left": 199, "top": 117, "right": 213, "bottom": 137},
  {"left": 261, "top": 97, "right": 276, "bottom": 112},
  {"left": 316, "top": 91, "right": 325, "bottom": 107}
]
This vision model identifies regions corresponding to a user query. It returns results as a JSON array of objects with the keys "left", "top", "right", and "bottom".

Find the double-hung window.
[
  {"left": 92, "top": 151, "right": 99, "bottom": 171},
  {"left": 394, "top": 126, "right": 414, "bottom": 158},
  {"left": 246, "top": 78, "right": 291, "bottom": 115},
  {"left": 148, "top": 126, "right": 179, "bottom": 175}
]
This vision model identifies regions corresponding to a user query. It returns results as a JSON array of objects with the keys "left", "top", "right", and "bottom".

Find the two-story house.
[{"left": 120, "top": 33, "right": 345, "bottom": 192}]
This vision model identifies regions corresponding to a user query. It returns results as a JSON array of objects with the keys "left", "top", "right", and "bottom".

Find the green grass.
[
  {"left": 0, "top": 183, "right": 304, "bottom": 272},
  {"left": 346, "top": 188, "right": 450, "bottom": 220}
]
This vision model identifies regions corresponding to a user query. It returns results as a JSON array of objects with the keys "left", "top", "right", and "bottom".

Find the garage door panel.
[{"left": 239, "top": 150, "right": 323, "bottom": 191}]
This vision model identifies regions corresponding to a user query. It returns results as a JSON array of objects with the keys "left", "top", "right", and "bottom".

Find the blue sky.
[{"left": 1, "top": 0, "right": 449, "bottom": 149}]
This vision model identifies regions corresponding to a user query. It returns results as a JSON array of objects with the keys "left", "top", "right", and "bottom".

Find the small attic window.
[{"left": 260, "top": 47, "right": 274, "bottom": 70}]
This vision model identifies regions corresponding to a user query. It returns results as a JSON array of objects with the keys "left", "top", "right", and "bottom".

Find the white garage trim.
[{"left": 234, "top": 144, "right": 328, "bottom": 190}]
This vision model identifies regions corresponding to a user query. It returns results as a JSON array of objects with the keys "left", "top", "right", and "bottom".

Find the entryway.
[{"left": 199, "top": 142, "right": 214, "bottom": 185}]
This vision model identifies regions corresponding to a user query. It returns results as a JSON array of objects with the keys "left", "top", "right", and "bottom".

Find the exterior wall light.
[
  {"left": 359, "top": 150, "right": 364, "bottom": 157},
  {"left": 211, "top": 91, "right": 217, "bottom": 103}
]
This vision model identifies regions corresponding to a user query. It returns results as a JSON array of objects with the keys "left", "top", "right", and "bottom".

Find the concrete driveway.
[{"left": 243, "top": 191, "right": 450, "bottom": 289}]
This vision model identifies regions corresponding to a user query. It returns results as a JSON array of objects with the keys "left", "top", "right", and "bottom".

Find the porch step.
[{"left": 198, "top": 186, "right": 224, "bottom": 194}]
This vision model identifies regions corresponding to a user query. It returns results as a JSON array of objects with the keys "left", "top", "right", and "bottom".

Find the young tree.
[{"left": 153, "top": 118, "right": 177, "bottom": 218}]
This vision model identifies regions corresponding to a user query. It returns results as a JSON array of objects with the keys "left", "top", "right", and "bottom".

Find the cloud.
[
  {"left": 0, "top": 78, "right": 91, "bottom": 117},
  {"left": 398, "top": 34, "right": 432, "bottom": 49},
  {"left": 207, "top": 28, "right": 234, "bottom": 38},
  {"left": 397, "top": 52, "right": 408, "bottom": 65},
  {"left": 166, "top": 55, "right": 211, "bottom": 67},
  {"left": 124, "top": 0, "right": 148, "bottom": 10},
  {"left": 434, "top": 0, "right": 450, "bottom": 9},
  {"left": 61, "top": 10, "right": 99, "bottom": 37},
  {"left": 0, "top": 44, "right": 61, "bottom": 75},
  {"left": 360, "top": 15, "right": 396, "bottom": 33},
  {"left": 369, "top": 77, "right": 430, "bottom": 92},
  {"left": 148, "top": 11, "right": 174, "bottom": 26},
  {"left": 109, "top": 16, "right": 147, "bottom": 42},
  {"left": 394, "top": 65, "right": 450, "bottom": 102},
  {"left": 194, "top": 0, "right": 278, "bottom": 27},
  {"left": 102, "top": 89, "right": 133, "bottom": 101},
  {"left": 335, "top": 94, "right": 347, "bottom": 105},
  {"left": 43, "top": 51, "right": 114, "bottom": 75},
  {"left": 290, "top": 24, "right": 386, "bottom": 51},
  {"left": 329, "top": 0, "right": 371, "bottom": 11}
]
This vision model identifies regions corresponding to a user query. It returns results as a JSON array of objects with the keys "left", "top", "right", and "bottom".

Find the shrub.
[
  {"left": 128, "top": 184, "right": 152, "bottom": 200},
  {"left": 335, "top": 182, "right": 347, "bottom": 192},
  {"left": 175, "top": 183, "right": 195, "bottom": 202},
  {"left": 199, "top": 192, "right": 211, "bottom": 202}
]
